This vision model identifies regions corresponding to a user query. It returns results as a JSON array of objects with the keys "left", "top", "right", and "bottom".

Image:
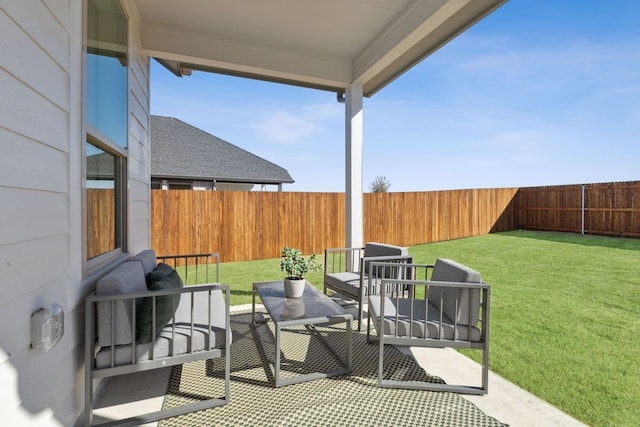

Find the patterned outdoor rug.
[{"left": 160, "top": 311, "right": 506, "bottom": 426}]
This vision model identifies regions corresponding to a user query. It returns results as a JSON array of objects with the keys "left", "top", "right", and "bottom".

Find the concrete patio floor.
[{"left": 93, "top": 304, "right": 587, "bottom": 427}]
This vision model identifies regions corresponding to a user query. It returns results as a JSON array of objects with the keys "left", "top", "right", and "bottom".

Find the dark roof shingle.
[{"left": 151, "top": 115, "right": 294, "bottom": 185}]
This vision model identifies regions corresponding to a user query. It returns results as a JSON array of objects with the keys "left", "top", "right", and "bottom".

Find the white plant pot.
[{"left": 284, "top": 278, "right": 305, "bottom": 298}]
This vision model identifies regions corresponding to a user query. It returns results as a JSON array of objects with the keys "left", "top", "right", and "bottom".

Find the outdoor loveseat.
[
  {"left": 367, "top": 258, "right": 490, "bottom": 395},
  {"left": 84, "top": 250, "right": 231, "bottom": 426},
  {"left": 323, "top": 242, "right": 414, "bottom": 330}
]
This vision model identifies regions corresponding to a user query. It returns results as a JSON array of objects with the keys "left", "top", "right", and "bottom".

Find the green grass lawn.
[
  {"left": 183, "top": 231, "right": 640, "bottom": 426},
  {"left": 408, "top": 231, "right": 640, "bottom": 427}
]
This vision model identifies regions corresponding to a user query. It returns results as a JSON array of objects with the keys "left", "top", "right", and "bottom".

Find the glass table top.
[{"left": 254, "top": 280, "right": 347, "bottom": 322}]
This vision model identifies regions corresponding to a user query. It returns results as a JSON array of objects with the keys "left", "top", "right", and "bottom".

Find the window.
[
  {"left": 85, "top": 0, "right": 128, "bottom": 268},
  {"left": 86, "top": 0, "right": 128, "bottom": 147},
  {"left": 86, "top": 141, "right": 125, "bottom": 259}
]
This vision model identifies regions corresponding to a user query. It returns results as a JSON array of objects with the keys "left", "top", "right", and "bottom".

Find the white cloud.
[
  {"left": 448, "top": 36, "right": 640, "bottom": 97},
  {"left": 255, "top": 110, "right": 317, "bottom": 143},
  {"left": 254, "top": 101, "right": 342, "bottom": 144},
  {"left": 301, "top": 102, "right": 342, "bottom": 121}
]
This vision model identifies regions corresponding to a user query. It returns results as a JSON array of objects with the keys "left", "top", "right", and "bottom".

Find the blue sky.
[{"left": 150, "top": 1, "right": 640, "bottom": 192}]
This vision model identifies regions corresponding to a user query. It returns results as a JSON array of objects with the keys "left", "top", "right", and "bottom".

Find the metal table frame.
[{"left": 252, "top": 280, "right": 353, "bottom": 387}]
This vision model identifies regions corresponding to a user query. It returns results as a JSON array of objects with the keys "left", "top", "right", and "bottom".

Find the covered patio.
[
  {"left": 119, "top": 5, "right": 525, "bottom": 421},
  {"left": 135, "top": 0, "right": 508, "bottom": 249},
  {"left": 0, "top": 1, "right": 591, "bottom": 426}
]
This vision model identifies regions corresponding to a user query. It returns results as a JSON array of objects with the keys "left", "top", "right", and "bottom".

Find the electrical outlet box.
[{"left": 31, "top": 303, "right": 64, "bottom": 352}]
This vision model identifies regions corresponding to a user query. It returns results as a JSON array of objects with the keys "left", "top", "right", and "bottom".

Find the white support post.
[{"left": 345, "top": 84, "right": 364, "bottom": 251}]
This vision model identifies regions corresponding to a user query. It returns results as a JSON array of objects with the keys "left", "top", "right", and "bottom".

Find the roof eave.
[
  {"left": 152, "top": 174, "right": 294, "bottom": 185},
  {"left": 140, "top": 0, "right": 508, "bottom": 98},
  {"left": 357, "top": 0, "right": 509, "bottom": 97}
]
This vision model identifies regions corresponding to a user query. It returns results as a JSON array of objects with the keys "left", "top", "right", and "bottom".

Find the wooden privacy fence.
[
  {"left": 518, "top": 181, "right": 640, "bottom": 237},
  {"left": 88, "top": 181, "right": 639, "bottom": 263},
  {"left": 150, "top": 188, "right": 519, "bottom": 262},
  {"left": 151, "top": 191, "right": 345, "bottom": 263}
]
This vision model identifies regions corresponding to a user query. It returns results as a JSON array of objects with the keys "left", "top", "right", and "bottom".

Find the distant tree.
[{"left": 369, "top": 176, "right": 391, "bottom": 193}]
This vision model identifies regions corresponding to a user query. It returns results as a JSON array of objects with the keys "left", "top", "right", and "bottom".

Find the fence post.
[{"left": 581, "top": 184, "right": 586, "bottom": 235}]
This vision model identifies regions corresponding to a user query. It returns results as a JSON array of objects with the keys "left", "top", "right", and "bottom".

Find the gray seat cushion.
[
  {"left": 95, "top": 288, "right": 229, "bottom": 368},
  {"left": 368, "top": 295, "right": 481, "bottom": 341},
  {"left": 324, "top": 272, "right": 360, "bottom": 296},
  {"left": 324, "top": 272, "right": 400, "bottom": 298},
  {"left": 96, "top": 261, "right": 147, "bottom": 347},
  {"left": 429, "top": 258, "right": 482, "bottom": 326}
]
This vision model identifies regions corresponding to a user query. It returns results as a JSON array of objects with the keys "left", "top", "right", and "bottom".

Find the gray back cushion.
[
  {"left": 363, "top": 242, "right": 406, "bottom": 258},
  {"left": 363, "top": 242, "right": 409, "bottom": 274},
  {"left": 429, "top": 258, "right": 482, "bottom": 326},
  {"left": 130, "top": 249, "right": 157, "bottom": 275},
  {"left": 96, "top": 261, "right": 148, "bottom": 347}
]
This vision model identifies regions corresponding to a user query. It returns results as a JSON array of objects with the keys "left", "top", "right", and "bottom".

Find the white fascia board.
[
  {"left": 353, "top": 0, "right": 507, "bottom": 95},
  {"left": 140, "top": 23, "right": 351, "bottom": 90},
  {"left": 351, "top": 0, "right": 453, "bottom": 85}
]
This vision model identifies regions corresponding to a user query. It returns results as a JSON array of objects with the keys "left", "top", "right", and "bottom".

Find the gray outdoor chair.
[
  {"left": 323, "top": 242, "right": 414, "bottom": 330},
  {"left": 367, "top": 258, "right": 491, "bottom": 395}
]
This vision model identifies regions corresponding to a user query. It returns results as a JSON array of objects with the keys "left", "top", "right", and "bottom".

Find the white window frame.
[{"left": 83, "top": 0, "right": 130, "bottom": 278}]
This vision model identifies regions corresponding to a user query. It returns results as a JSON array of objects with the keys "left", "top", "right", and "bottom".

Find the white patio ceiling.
[{"left": 134, "top": 0, "right": 507, "bottom": 97}]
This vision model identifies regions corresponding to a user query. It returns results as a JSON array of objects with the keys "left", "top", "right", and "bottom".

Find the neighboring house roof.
[
  {"left": 150, "top": 115, "right": 294, "bottom": 185},
  {"left": 86, "top": 152, "right": 114, "bottom": 181}
]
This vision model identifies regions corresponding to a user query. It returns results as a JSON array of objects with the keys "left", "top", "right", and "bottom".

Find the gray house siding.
[{"left": 0, "top": 1, "right": 151, "bottom": 425}]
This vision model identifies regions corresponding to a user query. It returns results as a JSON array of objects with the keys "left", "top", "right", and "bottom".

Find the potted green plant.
[{"left": 279, "top": 246, "right": 322, "bottom": 298}]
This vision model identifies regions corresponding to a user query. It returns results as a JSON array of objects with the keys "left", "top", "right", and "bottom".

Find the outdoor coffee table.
[{"left": 252, "top": 280, "right": 353, "bottom": 387}]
